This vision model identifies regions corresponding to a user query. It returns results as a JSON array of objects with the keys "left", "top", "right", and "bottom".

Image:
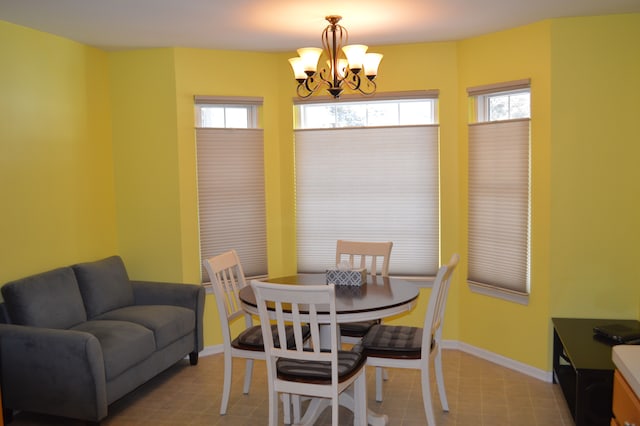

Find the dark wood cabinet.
[{"left": 552, "top": 318, "right": 640, "bottom": 426}]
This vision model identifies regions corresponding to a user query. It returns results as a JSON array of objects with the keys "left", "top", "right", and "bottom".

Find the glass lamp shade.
[
  {"left": 363, "top": 53, "right": 383, "bottom": 77},
  {"left": 289, "top": 57, "right": 307, "bottom": 80},
  {"left": 327, "top": 58, "right": 349, "bottom": 79},
  {"left": 297, "top": 47, "right": 323, "bottom": 74},
  {"left": 342, "top": 44, "right": 368, "bottom": 71}
]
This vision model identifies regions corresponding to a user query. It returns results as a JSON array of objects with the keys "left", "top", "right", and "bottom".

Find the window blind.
[
  {"left": 468, "top": 119, "right": 530, "bottom": 295},
  {"left": 196, "top": 128, "right": 267, "bottom": 281},
  {"left": 295, "top": 125, "right": 440, "bottom": 276}
]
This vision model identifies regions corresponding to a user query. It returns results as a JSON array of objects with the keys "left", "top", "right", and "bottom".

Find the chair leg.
[
  {"left": 268, "top": 387, "right": 278, "bottom": 426},
  {"left": 375, "top": 366, "right": 384, "bottom": 402},
  {"left": 434, "top": 348, "right": 449, "bottom": 411},
  {"left": 331, "top": 395, "right": 339, "bottom": 426},
  {"left": 220, "top": 352, "right": 233, "bottom": 415},
  {"left": 292, "top": 394, "right": 302, "bottom": 423},
  {"left": 353, "top": 372, "right": 368, "bottom": 426},
  {"left": 421, "top": 366, "right": 436, "bottom": 426},
  {"left": 282, "top": 393, "right": 291, "bottom": 425},
  {"left": 243, "top": 359, "right": 254, "bottom": 394}
]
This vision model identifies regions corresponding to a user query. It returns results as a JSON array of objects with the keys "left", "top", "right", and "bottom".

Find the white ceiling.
[{"left": 1, "top": 0, "right": 639, "bottom": 52}]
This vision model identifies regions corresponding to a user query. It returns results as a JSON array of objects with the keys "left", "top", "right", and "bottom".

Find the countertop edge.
[{"left": 612, "top": 345, "right": 640, "bottom": 399}]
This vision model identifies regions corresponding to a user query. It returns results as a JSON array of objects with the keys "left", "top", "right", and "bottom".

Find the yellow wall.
[
  {"left": 3, "top": 14, "right": 640, "bottom": 370},
  {"left": 457, "top": 21, "right": 553, "bottom": 370},
  {"left": 109, "top": 49, "right": 185, "bottom": 282},
  {"left": 549, "top": 15, "right": 640, "bottom": 318},
  {"left": 0, "top": 21, "right": 117, "bottom": 284}
]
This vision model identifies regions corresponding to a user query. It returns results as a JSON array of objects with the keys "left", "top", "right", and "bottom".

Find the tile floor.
[{"left": 9, "top": 350, "right": 575, "bottom": 425}]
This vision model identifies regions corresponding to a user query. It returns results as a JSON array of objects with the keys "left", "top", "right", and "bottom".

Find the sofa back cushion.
[
  {"left": 1, "top": 267, "right": 87, "bottom": 328},
  {"left": 72, "top": 256, "right": 134, "bottom": 318}
]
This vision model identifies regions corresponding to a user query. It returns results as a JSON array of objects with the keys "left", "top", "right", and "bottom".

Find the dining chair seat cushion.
[
  {"left": 339, "top": 319, "right": 379, "bottom": 338},
  {"left": 276, "top": 346, "right": 366, "bottom": 384},
  {"left": 232, "top": 324, "right": 310, "bottom": 351},
  {"left": 362, "top": 324, "right": 431, "bottom": 359}
]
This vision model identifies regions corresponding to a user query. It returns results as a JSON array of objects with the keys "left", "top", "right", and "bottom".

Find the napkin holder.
[{"left": 326, "top": 268, "right": 367, "bottom": 286}]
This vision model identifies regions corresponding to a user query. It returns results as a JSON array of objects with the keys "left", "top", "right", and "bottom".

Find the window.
[
  {"left": 294, "top": 91, "right": 440, "bottom": 278},
  {"left": 296, "top": 97, "right": 437, "bottom": 129},
  {"left": 194, "top": 96, "right": 267, "bottom": 281},
  {"left": 476, "top": 89, "right": 530, "bottom": 122},
  {"left": 195, "top": 96, "right": 259, "bottom": 128},
  {"left": 467, "top": 80, "right": 531, "bottom": 304}
]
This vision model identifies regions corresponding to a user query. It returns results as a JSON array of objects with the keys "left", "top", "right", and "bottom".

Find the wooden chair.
[
  {"left": 251, "top": 280, "right": 368, "bottom": 426},
  {"left": 336, "top": 240, "right": 393, "bottom": 277},
  {"left": 362, "top": 254, "right": 460, "bottom": 425},
  {"left": 335, "top": 240, "right": 393, "bottom": 343},
  {"left": 203, "top": 250, "right": 309, "bottom": 415}
]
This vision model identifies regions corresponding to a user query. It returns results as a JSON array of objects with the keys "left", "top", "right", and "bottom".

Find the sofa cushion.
[
  {"left": 72, "top": 256, "right": 134, "bottom": 318},
  {"left": 1, "top": 267, "right": 87, "bottom": 329},
  {"left": 71, "top": 320, "right": 155, "bottom": 380},
  {"left": 95, "top": 305, "right": 194, "bottom": 350}
]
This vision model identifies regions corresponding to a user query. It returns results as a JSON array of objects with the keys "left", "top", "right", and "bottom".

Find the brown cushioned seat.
[
  {"left": 276, "top": 346, "right": 366, "bottom": 384},
  {"left": 362, "top": 324, "right": 427, "bottom": 359},
  {"left": 232, "top": 324, "right": 310, "bottom": 351},
  {"left": 339, "top": 320, "right": 379, "bottom": 337}
]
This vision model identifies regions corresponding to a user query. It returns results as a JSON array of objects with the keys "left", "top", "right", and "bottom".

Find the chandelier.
[{"left": 288, "top": 15, "right": 383, "bottom": 99}]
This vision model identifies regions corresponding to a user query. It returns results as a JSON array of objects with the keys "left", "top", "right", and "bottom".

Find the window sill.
[
  {"left": 467, "top": 281, "right": 529, "bottom": 305},
  {"left": 390, "top": 276, "right": 435, "bottom": 288}
]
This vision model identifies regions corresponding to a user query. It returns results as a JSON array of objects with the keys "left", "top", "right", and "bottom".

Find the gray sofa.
[{"left": 0, "top": 256, "right": 205, "bottom": 423}]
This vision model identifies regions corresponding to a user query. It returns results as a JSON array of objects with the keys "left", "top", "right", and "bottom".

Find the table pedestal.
[{"left": 294, "top": 388, "right": 388, "bottom": 426}]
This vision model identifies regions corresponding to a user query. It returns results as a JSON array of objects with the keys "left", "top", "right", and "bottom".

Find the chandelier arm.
[
  {"left": 344, "top": 73, "right": 361, "bottom": 91},
  {"left": 344, "top": 73, "right": 377, "bottom": 96},
  {"left": 357, "top": 79, "right": 377, "bottom": 96},
  {"left": 296, "top": 83, "right": 314, "bottom": 99},
  {"left": 297, "top": 74, "right": 330, "bottom": 98}
]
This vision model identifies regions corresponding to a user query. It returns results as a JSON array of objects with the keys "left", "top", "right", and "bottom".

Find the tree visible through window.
[
  {"left": 477, "top": 89, "right": 530, "bottom": 122},
  {"left": 297, "top": 98, "right": 437, "bottom": 129}
]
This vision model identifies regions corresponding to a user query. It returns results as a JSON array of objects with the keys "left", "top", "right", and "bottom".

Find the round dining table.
[
  {"left": 239, "top": 273, "right": 420, "bottom": 426},
  {"left": 239, "top": 273, "right": 420, "bottom": 323}
]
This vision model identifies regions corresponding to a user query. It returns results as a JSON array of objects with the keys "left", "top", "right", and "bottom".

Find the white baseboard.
[
  {"left": 199, "top": 344, "right": 224, "bottom": 357},
  {"left": 196, "top": 341, "right": 553, "bottom": 383},
  {"left": 442, "top": 339, "right": 553, "bottom": 383}
]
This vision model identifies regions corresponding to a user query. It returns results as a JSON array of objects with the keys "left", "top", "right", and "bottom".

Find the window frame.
[
  {"left": 466, "top": 80, "right": 531, "bottom": 305},
  {"left": 194, "top": 95, "right": 261, "bottom": 129},
  {"left": 476, "top": 88, "right": 531, "bottom": 122},
  {"left": 193, "top": 96, "right": 267, "bottom": 283},
  {"left": 294, "top": 90, "right": 439, "bottom": 129},
  {"left": 293, "top": 91, "right": 441, "bottom": 281}
]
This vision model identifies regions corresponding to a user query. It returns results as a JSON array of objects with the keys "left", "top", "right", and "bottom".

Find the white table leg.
[
  {"left": 296, "top": 398, "right": 328, "bottom": 425},
  {"left": 291, "top": 392, "right": 388, "bottom": 426},
  {"left": 339, "top": 388, "right": 389, "bottom": 426}
]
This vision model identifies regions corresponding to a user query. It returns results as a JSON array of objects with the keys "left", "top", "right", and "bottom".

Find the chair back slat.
[
  {"left": 252, "top": 281, "right": 337, "bottom": 364},
  {"left": 204, "top": 249, "right": 248, "bottom": 320},
  {"left": 336, "top": 240, "right": 393, "bottom": 277}
]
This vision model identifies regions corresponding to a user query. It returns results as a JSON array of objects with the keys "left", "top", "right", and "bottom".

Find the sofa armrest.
[
  {"left": 0, "top": 324, "right": 108, "bottom": 422},
  {"left": 131, "top": 281, "right": 205, "bottom": 352}
]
